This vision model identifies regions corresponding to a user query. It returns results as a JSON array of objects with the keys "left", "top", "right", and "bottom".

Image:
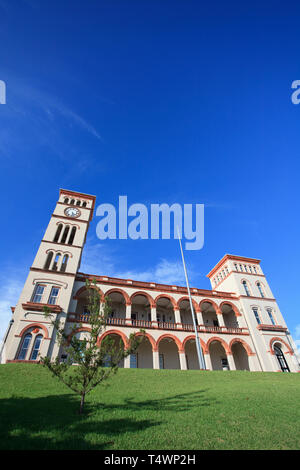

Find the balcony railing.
[{"left": 67, "top": 313, "right": 248, "bottom": 335}]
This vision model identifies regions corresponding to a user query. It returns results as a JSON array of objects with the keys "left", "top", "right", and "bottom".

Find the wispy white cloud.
[
  {"left": 0, "top": 277, "right": 24, "bottom": 342},
  {"left": 293, "top": 324, "right": 300, "bottom": 359},
  {"left": 0, "top": 79, "right": 102, "bottom": 159},
  {"left": 80, "top": 240, "right": 190, "bottom": 286}
]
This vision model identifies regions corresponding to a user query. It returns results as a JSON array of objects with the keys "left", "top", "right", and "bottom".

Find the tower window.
[
  {"left": 52, "top": 253, "right": 61, "bottom": 271},
  {"left": 32, "top": 284, "right": 45, "bottom": 303},
  {"left": 257, "top": 282, "right": 265, "bottom": 298},
  {"left": 76, "top": 200, "right": 81, "bottom": 206},
  {"left": 53, "top": 223, "right": 63, "bottom": 243},
  {"left": 48, "top": 287, "right": 60, "bottom": 305},
  {"left": 253, "top": 266, "right": 257, "bottom": 274},
  {"left": 239, "top": 264, "right": 243, "bottom": 271},
  {"left": 60, "top": 254, "right": 69, "bottom": 272},
  {"left": 17, "top": 333, "right": 32, "bottom": 360},
  {"left": 64, "top": 197, "right": 69, "bottom": 204},
  {"left": 234, "top": 263, "right": 238, "bottom": 271},
  {"left": 242, "top": 280, "right": 251, "bottom": 296},
  {"left": 44, "top": 251, "right": 54, "bottom": 270},
  {"left": 82, "top": 201, "right": 87, "bottom": 207},
  {"left": 252, "top": 308, "right": 261, "bottom": 324},
  {"left": 68, "top": 226, "right": 76, "bottom": 245},
  {"left": 267, "top": 308, "right": 276, "bottom": 325},
  {"left": 70, "top": 199, "right": 75, "bottom": 205},
  {"left": 61, "top": 226, "right": 70, "bottom": 244}
]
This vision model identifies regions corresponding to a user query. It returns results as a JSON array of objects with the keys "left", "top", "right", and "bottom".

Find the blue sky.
[{"left": 0, "top": 1, "right": 300, "bottom": 348}]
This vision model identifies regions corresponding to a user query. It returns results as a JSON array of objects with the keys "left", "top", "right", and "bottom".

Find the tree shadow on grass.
[
  {"left": 0, "top": 394, "right": 159, "bottom": 450},
  {"left": 0, "top": 389, "right": 218, "bottom": 450}
]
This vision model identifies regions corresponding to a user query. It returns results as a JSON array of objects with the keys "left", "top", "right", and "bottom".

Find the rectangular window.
[
  {"left": 130, "top": 353, "right": 138, "bottom": 368},
  {"left": 103, "top": 354, "right": 111, "bottom": 367},
  {"left": 252, "top": 308, "right": 261, "bottom": 324},
  {"left": 32, "top": 284, "right": 45, "bottom": 303},
  {"left": 159, "top": 353, "right": 164, "bottom": 369},
  {"left": 48, "top": 287, "right": 60, "bottom": 305}
]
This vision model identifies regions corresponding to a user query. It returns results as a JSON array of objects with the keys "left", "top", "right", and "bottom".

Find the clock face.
[{"left": 64, "top": 207, "right": 81, "bottom": 218}]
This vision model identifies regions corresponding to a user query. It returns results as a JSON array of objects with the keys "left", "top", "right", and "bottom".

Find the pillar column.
[
  {"left": 179, "top": 352, "right": 187, "bottom": 370},
  {"left": 153, "top": 350, "right": 160, "bottom": 369},
  {"left": 196, "top": 311, "right": 204, "bottom": 326},
  {"left": 125, "top": 304, "right": 131, "bottom": 320},
  {"left": 151, "top": 308, "right": 157, "bottom": 322},
  {"left": 248, "top": 354, "right": 259, "bottom": 372},
  {"left": 204, "top": 353, "right": 212, "bottom": 370},
  {"left": 227, "top": 353, "right": 235, "bottom": 370},
  {"left": 217, "top": 314, "right": 225, "bottom": 327},
  {"left": 174, "top": 309, "right": 181, "bottom": 324},
  {"left": 124, "top": 355, "right": 130, "bottom": 368}
]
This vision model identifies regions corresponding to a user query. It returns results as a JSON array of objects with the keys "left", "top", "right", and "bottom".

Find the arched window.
[
  {"left": 64, "top": 197, "right": 69, "bottom": 204},
  {"left": 60, "top": 254, "right": 69, "bottom": 273},
  {"left": 267, "top": 308, "right": 276, "bottom": 325},
  {"left": 76, "top": 200, "right": 81, "bottom": 206},
  {"left": 44, "top": 251, "right": 54, "bottom": 270},
  {"left": 52, "top": 253, "right": 61, "bottom": 271},
  {"left": 253, "top": 266, "right": 257, "bottom": 274},
  {"left": 257, "top": 282, "right": 265, "bottom": 298},
  {"left": 30, "top": 335, "right": 43, "bottom": 360},
  {"left": 242, "top": 280, "right": 251, "bottom": 296},
  {"left": 70, "top": 199, "right": 75, "bottom": 205},
  {"left": 53, "top": 223, "right": 63, "bottom": 243},
  {"left": 61, "top": 225, "right": 70, "bottom": 244},
  {"left": 252, "top": 307, "right": 261, "bottom": 324},
  {"left": 17, "top": 333, "right": 32, "bottom": 360},
  {"left": 82, "top": 201, "right": 87, "bottom": 207},
  {"left": 274, "top": 345, "right": 290, "bottom": 372},
  {"left": 68, "top": 226, "right": 76, "bottom": 245}
]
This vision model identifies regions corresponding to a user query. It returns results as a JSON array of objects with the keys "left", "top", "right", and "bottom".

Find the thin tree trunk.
[{"left": 79, "top": 392, "right": 85, "bottom": 414}]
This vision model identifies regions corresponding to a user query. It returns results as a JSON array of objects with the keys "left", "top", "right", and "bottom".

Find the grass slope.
[{"left": 0, "top": 364, "right": 299, "bottom": 450}]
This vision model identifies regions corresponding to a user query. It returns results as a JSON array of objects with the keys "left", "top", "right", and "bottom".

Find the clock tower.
[{"left": 2, "top": 189, "right": 96, "bottom": 363}]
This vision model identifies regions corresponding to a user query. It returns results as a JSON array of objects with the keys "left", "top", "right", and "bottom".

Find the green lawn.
[{"left": 0, "top": 363, "right": 299, "bottom": 450}]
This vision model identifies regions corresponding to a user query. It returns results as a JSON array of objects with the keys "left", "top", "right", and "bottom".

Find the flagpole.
[{"left": 177, "top": 227, "right": 206, "bottom": 370}]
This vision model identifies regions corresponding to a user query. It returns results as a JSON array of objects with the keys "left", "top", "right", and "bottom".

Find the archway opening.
[
  {"left": 178, "top": 299, "right": 194, "bottom": 328},
  {"left": 185, "top": 338, "right": 201, "bottom": 370},
  {"left": 156, "top": 297, "right": 176, "bottom": 327},
  {"left": 201, "top": 302, "right": 219, "bottom": 328},
  {"left": 132, "top": 336, "right": 153, "bottom": 369},
  {"left": 131, "top": 294, "right": 151, "bottom": 326},
  {"left": 209, "top": 340, "right": 229, "bottom": 370},
  {"left": 221, "top": 303, "right": 239, "bottom": 329},
  {"left": 232, "top": 341, "right": 250, "bottom": 370},
  {"left": 101, "top": 333, "right": 125, "bottom": 368},
  {"left": 106, "top": 291, "right": 126, "bottom": 323},
  {"left": 158, "top": 337, "right": 180, "bottom": 370}
]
